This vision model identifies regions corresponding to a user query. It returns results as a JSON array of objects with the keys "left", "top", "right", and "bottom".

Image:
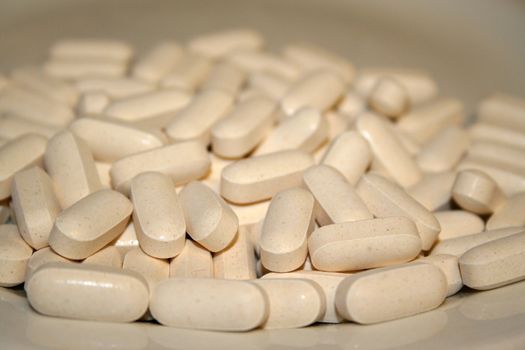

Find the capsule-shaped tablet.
[
  {"left": 335, "top": 263, "right": 447, "bottom": 324},
  {"left": 486, "top": 193, "right": 525, "bottom": 230},
  {"left": 112, "top": 221, "right": 139, "bottom": 257},
  {"left": 368, "top": 77, "right": 409, "bottom": 119},
  {"left": 337, "top": 90, "right": 366, "bottom": 121},
  {"left": 83, "top": 245, "right": 122, "bottom": 268},
  {"left": 49, "top": 39, "right": 133, "bottom": 62},
  {"left": 0, "top": 134, "right": 47, "bottom": 200},
  {"left": 309, "top": 217, "right": 421, "bottom": 272},
  {"left": 419, "top": 254, "right": 462, "bottom": 296},
  {"left": 214, "top": 229, "right": 257, "bottom": 280},
  {"left": 45, "top": 130, "right": 102, "bottom": 208},
  {"left": 221, "top": 150, "right": 314, "bottom": 204},
  {"left": 407, "top": 171, "right": 456, "bottom": 211},
  {"left": 75, "top": 77, "right": 154, "bottom": 98},
  {"left": 189, "top": 29, "right": 264, "bottom": 58},
  {"left": 303, "top": 165, "right": 372, "bottom": 226},
  {"left": 260, "top": 188, "right": 314, "bottom": 272},
  {"left": 0, "top": 224, "right": 33, "bottom": 287},
  {"left": 110, "top": 141, "right": 210, "bottom": 194},
  {"left": 179, "top": 181, "right": 237, "bottom": 252},
  {"left": 26, "top": 263, "right": 148, "bottom": 322},
  {"left": 356, "top": 113, "right": 422, "bottom": 187},
  {"left": 477, "top": 94, "right": 525, "bottom": 133},
  {"left": 230, "top": 200, "right": 271, "bottom": 228},
  {"left": 11, "top": 167, "right": 61, "bottom": 249},
  {"left": 452, "top": 169, "right": 505, "bottom": 215},
  {"left": 200, "top": 62, "right": 246, "bottom": 95},
  {"left": 77, "top": 91, "right": 111, "bottom": 116},
  {"left": 132, "top": 41, "right": 183, "bottom": 82},
  {"left": 169, "top": 239, "right": 213, "bottom": 278},
  {"left": 0, "top": 115, "right": 58, "bottom": 139},
  {"left": 227, "top": 51, "right": 300, "bottom": 81},
  {"left": 435, "top": 210, "right": 485, "bottom": 240},
  {"left": 469, "top": 123, "right": 525, "bottom": 151},
  {"left": 122, "top": 247, "right": 169, "bottom": 291},
  {"left": 248, "top": 71, "right": 290, "bottom": 100},
  {"left": 48, "top": 189, "right": 132, "bottom": 259},
  {"left": 467, "top": 141, "right": 525, "bottom": 172},
  {"left": 130, "top": 172, "right": 186, "bottom": 259},
  {"left": 44, "top": 59, "right": 127, "bottom": 80},
  {"left": 161, "top": 53, "right": 212, "bottom": 91},
  {"left": 459, "top": 232, "right": 525, "bottom": 290},
  {"left": 417, "top": 126, "right": 470, "bottom": 173},
  {"left": 356, "top": 174, "right": 440, "bottom": 250},
  {"left": 25, "top": 246, "right": 73, "bottom": 280}
]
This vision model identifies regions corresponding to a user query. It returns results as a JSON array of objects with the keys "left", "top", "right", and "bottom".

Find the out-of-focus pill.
[
  {"left": 459, "top": 232, "right": 525, "bottom": 290},
  {"left": 26, "top": 263, "right": 148, "bottom": 322},
  {"left": 368, "top": 77, "right": 409, "bottom": 119},
  {"left": 335, "top": 263, "right": 447, "bottom": 324},
  {"left": 169, "top": 239, "right": 213, "bottom": 278},
  {"left": 112, "top": 221, "right": 139, "bottom": 257},
  {"left": 418, "top": 254, "right": 462, "bottom": 296},
  {"left": 44, "top": 59, "right": 127, "bottom": 79},
  {"left": 77, "top": 91, "right": 111, "bottom": 116},
  {"left": 75, "top": 77, "right": 154, "bottom": 98},
  {"left": 435, "top": 210, "right": 485, "bottom": 240},
  {"left": 451, "top": 169, "right": 505, "bottom": 215},
  {"left": 161, "top": 53, "right": 212, "bottom": 91},
  {"left": 130, "top": 172, "right": 186, "bottom": 259},
  {"left": 122, "top": 247, "right": 169, "bottom": 292},
  {"left": 214, "top": 229, "right": 257, "bottom": 280},
  {"left": 251, "top": 278, "right": 325, "bottom": 329},
  {"left": 83, "top": 246, "right": 122, "bottom": 268},
  {"left": 11, "top": 167, "right": 61, "bottom": 249},
  {"left": 0, "top": 224, "right": 33, "bottom": 287},
  {"left": 179, "top": 181, "right": 237, "bottom": 252},
  {"left": 25, "top": 246, "right": 73, "bottom": 280},
  {"left": 132, "top": 41, "right": 183, "bottom": 82},
  {"left": 0, "top": 134, "right": 47, "bottom": 200},
  {"left": 248, "top": 71, "right": 290, "bottom": 100},
  {"left": 0, "top": 115, "right": 58, "bottom": 139},
  {"left": 487, "top": 193, "right": 525, "bottom": 230},
  {"left": 200, "top": 62, "right": 246, "bottom": 95},
  {"left": 477, "top": 94, "right": 525, "bottom": 132},
  {"left": 469, "top": 123, "right": 525, "bottom": 151},
  {"left": 407, "top": 171, "right": 456, "bottom": 211},
  {"left": 45, "top": 130, "right": 102, "bottom": 208},
  {"left": 95, "top": 162, "right": 112, "bottom": 189},
  {"left": 356, "top": 174, "right": 440, "bottom": 250},
  {"left": 416, "top": 126, "right": 470, "bottom": 173},
  {"left": 324, "top": 111, "right": 349, "bottom": 140},
  {"left": 303, "top": 165, "right": 372, "bottom": 226},
  {"left": 357, "top": 113, "right": 422, "bottom": 187},
  {"left": 309, "top": 217, "right": 421, "bottom": 272},
  {"left": 221, "top": 150, "right": 314, "bottom": 204},
  {"left": 467, "top": 141, "right": 525, "bottom": 172},
  {"left": 189, "top": 29, "right": 264, "bottom": 58},
  {"left": 48, "top": 189, "right": 132, "bottom": 260},
  {"left": 337, "top": 90, "right": 366, "bottom": 121},
  {"left": 150, "top": 278, "right": 268, "bottom": 331},
  {"left": 110, "top": 141, "right": 210, "bottom": 194},
  {"left": 260, "top": 188, "right": 314, "bottom": 272},
  {"left": 49, "top": 39, "right": 133, "bottom": 62},
  {"left": 228, "top": 51, "right": 299, "bottom": 81}
]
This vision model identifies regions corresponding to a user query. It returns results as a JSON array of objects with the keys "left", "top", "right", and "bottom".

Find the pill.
[
  {"left": 95, "top": 162, "right": 112, "bottom": 189},
  {"left": 112, "top": 221, "right": 139, "bottom": 257},
  {"left": 0, "top": 224, "right": 33, "bottom": 287},
  {"left": 122, "top": 247, "right": 169, "bottom": 291},
  {"left": 368, "top": 77, "right": 409, "bottom": 119},
  {"left": 486, "top": 193, "right": 525, "bottom": 230},
  {"left": 161, "top": 53, "right": 212, "bottom": 91},
  {"left": 189, "top": 29, "right": 264, "bottom": 58},
  {"left": 280, "top": 70, "right": 345, "bottom": 117},
  {"left": 77, "top": 91, "right": 111, "bottom": 116},
  {"left": 356, "top": 113, "right": 422, "bottom": 187},
  {"left": 459, "top": 232, "right": 525, "bottom": 290},
  {"left": 110, "top": 140, "right": 210, "bottom": 194},
  {"left": 75, "top": 77, "right": 154, "bottom": 99},
  {"left": 211, "top": 95, "right": 277, "bottom": 158},
  {"left": 309, "top": 217, "right": 421, "bottom": 272},
  {"left": 324, "top": 111, "right": 349, "bottom": 140},
  {"left": 44, "top": 59, "right": 127, "bottom": 79},
  {"left": 393, "top": 128, "right": 422, "bottom": 156},
  {"left": 407, "top": 171, "right": 456, "bottom": 211},
  {"left": 335, "top": 262, "right": 447, "bottom": 324},
  {"left": 434, "top": 210, "right": 485, "bottom": 240},
  {"left": 0, "top": 133, "right": 47, "bottom": 200},
  {"left": 200, "top": 62, "right": 246, "bottom": 95},
  {"left": 248, "top": 71, "right": 290, "bottom": 100},
  {"left": 416, "top": 126, "right": 470, "bottom": 173},
  {"left": 150, "top": 278, "right": 267, "bottom": 331},
  {"left": 337, "top": 90, "right": 367, "bottom": 121},
  {"left": 227, "top": 50, "right": 299, "bottom": 81},
  {"left": 251, "top": 278, "right": 325, "bottom": 329},
  {"left": 169, "top": 239, "right": 213, "bottom": 278},
  {"left": 451, "top": 169, "right": 505, "bottom": 215},
  {"left": 467, "top": 141, "right": 525, "bottom": 172},
  {"left": 82, "top": 246, "right": 122, "bottom": 268},
  {"left": 477, "top": 94, "right": 525, "bottom": 133},
  {"left": 214, "top": 229, "right": 257, "bottom": 280},
  {"left": 10, "top": 167, "right": 61, "bottom": 249},
  {"left": 165, "top": 89, "right": 234, "bottom": 144},
  {"left": 303, "top": 165, "right": 372, "bottom": 226},
  {"left": 260, "top": 188, "right": 314, "bottom": 272},
  {"left": 220, "top": 149, "right": 314, "bottom": 204},
  {"left": 0, "top": 115, "right": 58, "bottom": 139},
  {"left": 48, "top": 189, "right": 132, "bottom": 260},
  {"left": 469, "top": 122, "right": 525, "bottom": 151},
  {"left": 201, "top": 153, "right": 234, "bottom": 192},
  {"left": 418, "top": 254, "right": 463, "bottom": 296},
  {"left": 26, "top": 263, "right": 148, "bottom": 322},
  {"left": 255, "top": 107, "right": 328, "bottom": 155},
  {"left": 25, "top": 246, "right": 73, "bottom": 280},
  {"left": 356, "top": 173, "right": 440, "bottom": 250},
  {"left": 230, "top": 200, "right": 271, "bottom": 227},
  {"left": 45, "top": 130, "right": 102, "bottom": 208},
  {"left": 132, "top": 41, "right": 183, "bottom": 82},
  {"left": 49, "top": 39, "right": 133, "bottom": 63}
]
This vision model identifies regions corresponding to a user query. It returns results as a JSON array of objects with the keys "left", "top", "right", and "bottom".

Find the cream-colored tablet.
[
  {"left": 110, "top": 141, "right": 210, "bottom": 194},
  {"left": 452, "top": 169, "right": 505, "bottom": 215},
  {"left": 161, "top": 52, "right": 212, "bottom": 91},
  {"left": 418, "top": 254, "right": 462, "bottom": 296},
  {"left": 486, "top": 193, "right": 525, "bottom": 230},
  {"left": 26, "top": 263, "right": 148, "bottom": 322},
  {"left": 169, "top": 239, "right": 213, "bottom": 278},
  {"left": 200, "top": 62, "right": 246, "bottom": 95},
  {"left": 435, "top": 210, "right": 485, "bottom": 240},
  {"left": 0, "top": 224, "right": 33, "bottom": 287},
  {"left": 48, "top": 189, "right": 132, "bottom": 260},
  {"left": 356, "top": 174, "right": 441, "bottom": 250},
  {"left": 165, "top": 89, "right": 234, "bottom": 144},
  {"left": 25, "top": 246, "right": 73, "bottom": 280},
  {"left": 130, "top": 172, "right": 186, "bottom": 259},
  {"left": 280, "top": 70, "right": 345, "bottom": 117},
  {"left": 260, "top": 188, "right": 314, "bottom": 272},
  {"left": 44, "top": 59, "right": 127, "bottom": 79},
  {"left": 221, "top": 150, "right": 314, "bottom": 204},
  {"left": 255, "top": 107, "right": 328, "bottom": 155},
  {"left": 150, "top": 278, "right": 267, "bottom": 331},
  {"left": 75, "top": 77, "right": 154, "bottom": 98},
  {"left": 77, "top": 91, "right": 111, "bottom": 116},
  {"left": 49, "top": 39, "right": 133, "bottom": 62},
  {"left": 0, "top": 134, "right": 47, "bottom": 200},
  {"left": 309, "top": 217, "right": 421, "bottom": 272},
  {"left": 122, "top": 247, "right": 169, "bottom": 291},
  {"left": 45, "top": 130, "right": 102, "bottom": 208},
  {"left": 83, "top": 246, "right": 122, "bottom": 268},
  {"left": 467, "top": 141, "right": 525, "bottom": 171},
  {"left": 0, "top": 115, "right": 58, "bottom": 139},
  {"left": 477, "top": 94, "right": 525, "bottom": 132},
  {"left": 407, "top": 171, "right": 456, "bottom": 211},
  {"left": 189, "top": 29, "right": 264, "bottom": 58},
  {"left": 251, "top": 278, "right": 325, "bottom": 329},
  {"left": 325, "top": 111, "right": 349, "bottom": 139},
  {"left": 337, "top": 90, "right": 366, "bottom": 121},
  {"left": 230, "top": 201, "right": 271, "bottom": 227},
  {"left": 416, "top": 126, "right": 470, "bottom": 173},
  {"left": 111, "top": 221, "right": 139, "bottom": 257},
  {"left": 335, "top": 263, "right": 447, "bottom": 324},
  {"left": 459, "top": 232, "right": 525, "bottom": 290},
  {"left": 469, "top": 123, "right": 525, "bottom": 151},
  {"left": 228, "top": 50, "right": 299, "bottom": 81},
  {"left": 95, "top": 162, "right": 112, "bottom": 189},
  {"left": 132, "top": 41, "right": 183, "bottom": 82},
  {"left": 303, "top": 165, "right": 372, "bottom": 226},
  {"left": 248, "top": 71, "right": 290, "bottom": 100},
  {"left": 214, "top": 229, "right": 257, "bottom": 280},
  {"left": 356, "top": 113, "right": 422, "bottom": 187},
  {"left": 368, "top": 77, "right": 409, "bottom": 119},
  {"left": 211, "top": 95, "right": 277, "bottom": 158},
  {"left": 10, "top": 167, "right": 61, "bottom": 249}
]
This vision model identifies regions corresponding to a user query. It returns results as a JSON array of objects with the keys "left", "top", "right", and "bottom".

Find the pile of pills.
[{"left": 0, "top": 29, "right": 524, "bottom": 331}]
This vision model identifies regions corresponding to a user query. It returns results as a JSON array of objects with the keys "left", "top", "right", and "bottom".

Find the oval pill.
[
  {"left": 486, "top": 193, "right": 525, "bottom": 230},
  {"left": 0, "top": 224, "right": 33, "bottom": 287},
  {"left": 201, "top": 61, "right": 246, "bottom": 96},
  {"left": 49, "top": 39, "right": 133, "bottom": 62},
  {"left": 407, "top": 171, "right": 456, "bottom": 211},
  {"left": 161, "top": 52, "right": 212, "bottom": 91},
  {"left": 82, "top": 245, "right": 122, "bottom": 268},
  {"left": 169, "top": 239, "right": 213, "bottom": 278},
  {"left": 469, "top": 122, "right": 525, "bottom": 151},
  {"left": 418, "top": 254, "right": 462, "bottom": 296},
  {"left": 368, "top": 77, "right": 409, "bottom": 119},
  {"left": 477, "top": 94, "right": 525, "bottom": 132},
  {"left": 75, "top": 77, "right": 154, "bottom": 99},
  {"left": 214, "top": 228, "right": 257, "bottom": 280},
  {"left": 25, "top": 246, "right": 73, "bottom": 280},
  {"left": 122, "top": 247, "right": 169, "bottom": 292},
  {"left": 416, "top": 126, "right": 470, "bottom": 173},
  {"left": 132, "top": 41, "right": 183, "bottom": 82},
  {"left": 435, "top": 210, "right": 485, "bottom": 240},
  {"left": 452, "top": 169, "right": 505, "bottom": 215},
  {"left": 44, "top": 59, "right": 127, "bottom": 79},
  {"left": 0, "top": 115, "right": 58, "bottom": 140},
  {"left": 189, "top": 29, "right": 264, "bottom": 59}
]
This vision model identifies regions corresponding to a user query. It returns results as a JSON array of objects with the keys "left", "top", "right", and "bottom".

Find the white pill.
[
  {"left": 248, "top": 71, "right": 290, "bottom": 100},
  {"left": 112, "top": 221, "right": 139, "bottom": 257},
  {"left": 407, "top": 171, "right": 456, "bottom": 211},
  {"left": 260, "top": 188, "right": 314, "bottom": 272},
  {"left": 132, "top": 41, "right": 183, "bottom": 82},
  {"left": 324, "top": 111, "right": 349, "bottom": 140},
  {"left": 434, "top": 210, "right": 485, "bottom": 240},
  {"left": 452, "top": 169, "right": 505, "bottom": 215},
  {"left": 83, "top": 246, "right": 122, "bottom": 268},
  {"left": 467, "top": 141, "right": 525, "bottom": 171},
  {"left": 10, "top": 167, "right": 61, "bottom": 249},
  {"left": 478, "top": 94, "right": 525, "bottom": 132},
  {"left": 469, "top": 122, "right": 525, "bottom": 151},
  {"left": 25, "top": 246, "right": 73, "bottom": 280},
  {"left": 43, "top": 59, "right": 127, "bottom": 79},
  {"left": 337, "top": 90, "right": 366, "bottom": 121},
  {"left": 49, "top": 39, "right": 133, "bottom": 62},
  {"left": 48, "top": 189, "right": 132, "bottom": 260},
  {"left": 221, "top": 150, "right": 314, "bottom": 204},
  {"left": 459, "top": 232, "right": 525, "bottom": 290},
  {"left": 418, "top": 254, "right": 462, "bottom": 296},
  {"left": 45, "top": 130, "right": 102, "bottom": 208},
  {"left": 230, "top": 200, "right": 271, "bottom": 228},
  {"left": 200, "top": 61, "right": 246, "bottom": 95},
  {"left": 76, "top": 77, "right": 154, "bottom": 98},
  {"left": 356, "top": 174, "right": 440, "bottom": 250},
  {"left": 130, "top": 172, "right": 186, "bottom": 259},
  {"left": 335, "top": 262, "right": 447, "bottom": 324},
  {"left": 150, "top": 278, "right": 268, "bottom": 331},
  {"left": 368, "top": 77, "right": 409, "bottom": 119},
  {"left": 169, "top": 239, "right": 213, "bottom": 278},
  {"left": 77, "top": 91, "right": 111, "bottom": 116},
  {"left": 214, "top": 229, "right": 257, "bottom": 280},
  {"left": 227, "top": 50, "right": 299, "bottom": 81},
  {"left": 161, "top": 53, "right": 212, "bottom": 91},
  {"left": 0, "top": 134, "right": 47, "bottom": 200},
  {"left": 487, "top": 193, "right": 525, "bottom": 230},
  {"left": 0, "top": 115, "right": 58, "bottom": 139},
  {"left": 416, "top": 126, "right": 470, "bottom": 173},
  {"left": 26, "top": 263, "right": 148, "bottom": 322},
  {"left": 122, "top": 247, "right": 169, "bottom": 292},
  {"left": 95, "top": 161, "right": 112, "bottom": 189},
  {"left": 189, "top": 29, "right": 264, "bottom": 58},
  {"left": 0, "top": 224, "right": 33, "bottom": 287}
]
